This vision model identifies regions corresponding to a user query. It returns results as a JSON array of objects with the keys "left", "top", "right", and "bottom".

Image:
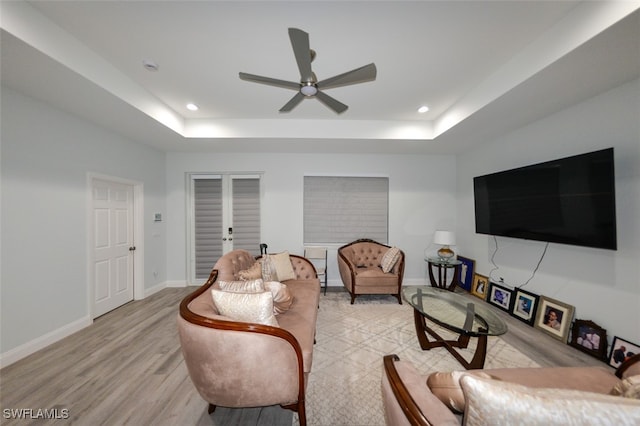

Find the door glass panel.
[{"left": 194, "top": 178, "right": 223, "bottom": 279}]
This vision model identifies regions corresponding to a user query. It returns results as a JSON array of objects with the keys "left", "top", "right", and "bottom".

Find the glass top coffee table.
[{"left": 403, "top": 286, "right": 507, "bottom": 369}]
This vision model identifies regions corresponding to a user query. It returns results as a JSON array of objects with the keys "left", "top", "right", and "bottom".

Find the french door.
[{"left": 189, "top": 174, "right": 261, "bottom": 282}]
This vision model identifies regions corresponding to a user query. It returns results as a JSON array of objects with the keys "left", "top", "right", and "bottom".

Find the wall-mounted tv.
[{"left": 473, "top": 148, "right": 617, "bottom": 250}]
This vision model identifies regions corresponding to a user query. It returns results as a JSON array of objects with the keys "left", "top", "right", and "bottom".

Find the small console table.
[{"left": 425, "top": 257, "right": 462, "bottom": 291}]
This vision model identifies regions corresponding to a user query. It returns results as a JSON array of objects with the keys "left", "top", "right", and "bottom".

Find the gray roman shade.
[{"left": 304, "top": 176, "right": 389, "bottom": 244}]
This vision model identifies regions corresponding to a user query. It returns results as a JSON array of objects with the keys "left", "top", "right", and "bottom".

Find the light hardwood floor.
[
  {"left": 0, "top": 286, "right": 605, "bottom": 425},
  {"left": 0, "top": 287, "right": 291, "bottom": 426}
]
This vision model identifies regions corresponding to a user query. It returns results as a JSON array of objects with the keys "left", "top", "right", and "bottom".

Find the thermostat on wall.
[{"left": 154, "top": 213, "right": 162, "bottom": 222}]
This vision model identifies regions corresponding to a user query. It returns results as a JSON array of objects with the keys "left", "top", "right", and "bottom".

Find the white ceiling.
[{"left": 1, "top": 1, "right": 639, "bottom": 154}]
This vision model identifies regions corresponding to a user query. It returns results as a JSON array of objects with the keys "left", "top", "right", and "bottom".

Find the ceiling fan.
[{"left": 239, "top": 28, "right": 377, "bottom": 114}]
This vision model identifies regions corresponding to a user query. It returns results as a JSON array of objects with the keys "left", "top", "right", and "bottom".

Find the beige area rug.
[{"left": 293, "top": 291, "right": 540, "bottom": 426}]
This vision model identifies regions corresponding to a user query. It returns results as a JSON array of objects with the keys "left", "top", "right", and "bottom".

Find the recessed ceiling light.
[
  {"left": 418, "top": 105, "right": 429, "bottom": 113},
  {"left": 186, "top": 103, "right": 199, "bottom": 111},
  {"left": 142, "top": 59, "right": 159, "bottom": 72}
]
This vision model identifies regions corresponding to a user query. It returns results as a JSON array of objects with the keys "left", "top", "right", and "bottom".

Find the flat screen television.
[{"left": 473, "top": 148, "right": 617, "bottom": 250}]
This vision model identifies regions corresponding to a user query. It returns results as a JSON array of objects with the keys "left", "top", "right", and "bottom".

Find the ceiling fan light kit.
[{"left": 239, "top": 28, "right": 376, "bottom": 114}]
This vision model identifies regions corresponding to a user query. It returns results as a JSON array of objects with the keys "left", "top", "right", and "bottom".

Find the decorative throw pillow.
[
  {"left": 268, "top": 251, "right": 297, "bottom": 281},
  {"left": 427, "top": 370, "right": 497, "bottom": 414},
  {"left": 238, "top": 262, "right": 262, "bottom": 280},
  {"left": 381, "top": 246, "right": 401, "bottom": 273},
  {"left": 261, "top": 255, "right": 276, "bottom": 281},
  {"left": 211, "top": 289, "right": 279, "bottom": 327},
  {"left": 460, "top": 374, "right": 640, "bottom": 426},
  {"left": 264, "top": 281, "right": 293, "bottom": 314},
  {"left": 610, "top": 375, "right": 640, "bottom": 399},
  {"left": 218, "top": 278, "right": 265, "bottom": 293}
]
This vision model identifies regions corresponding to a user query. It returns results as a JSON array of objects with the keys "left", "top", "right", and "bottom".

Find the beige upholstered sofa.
[
  {"left": 382, "top": 353, "right": 640, "bottom": 425},
  {"left": 338, "top": 239, "right": 405, "bottom": 304},
  {"left": 177, "top": 249, "right": 320, "bottom": 425}
]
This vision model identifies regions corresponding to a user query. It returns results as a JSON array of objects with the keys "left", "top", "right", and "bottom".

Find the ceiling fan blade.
[
  {"left": 315, "top": 91, "right": 348, "bottom": 114},
  {"left": 288, "top": 28, "right": 314, "bottom": 82},
  {"left": 239, "top": 72, "right": 299, "bottom": 90},
  {"left": 317, "top": 63, "right": 377, "bottom": 90},
  {"left": 279, "top": 92, "right": 306, "bottom": 113}
]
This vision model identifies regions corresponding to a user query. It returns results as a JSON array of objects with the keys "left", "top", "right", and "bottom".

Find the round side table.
[{"left": 425, "top": 257, "right": 462, "bottom": 291}]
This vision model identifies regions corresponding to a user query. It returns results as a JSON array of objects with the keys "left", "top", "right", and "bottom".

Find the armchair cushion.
[
  {"left": 460, "top": 375, "right": 640, "bottom": 426},
  {"left": 381, "top": 246, "right": 401, "bottom": 273},
  {"left": 211, "top": 289, "right": 279, "bottom": 326}
]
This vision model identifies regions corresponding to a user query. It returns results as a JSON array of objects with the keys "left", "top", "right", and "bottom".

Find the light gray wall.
[
  {"left": 1, "top": 87, "right": 167, "bottom": 355},
  {"left": 165, "top": 152, "right": 457, "bottom": 287},
  {"left": 456, "top": 78, "right": 640, "bottom": 345},
  {"left": 3, "top": 77, "right": 638, "bottom": 365}
]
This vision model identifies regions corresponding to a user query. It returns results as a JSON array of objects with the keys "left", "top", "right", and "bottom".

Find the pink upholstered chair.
[{"left": 338, "top": 239, "right": 405, "bottom": 304}]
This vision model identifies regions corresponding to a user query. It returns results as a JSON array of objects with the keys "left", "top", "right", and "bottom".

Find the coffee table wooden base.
[{"left": 413, "top": 309, "right": 488, "bottom": 370}]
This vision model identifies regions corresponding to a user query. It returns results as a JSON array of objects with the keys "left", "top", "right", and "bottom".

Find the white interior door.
[{"left": 92, "top": 178, "right": 135, "bottom": 317}]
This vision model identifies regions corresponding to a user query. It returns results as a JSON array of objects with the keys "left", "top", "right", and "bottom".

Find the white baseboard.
[
  {"left": 143, "top": 281, "right": 166, "bottom": 298},
  {"left": 165, "top": 280, "right": 188, "bottom": 288},
  {"left": 0, "top": 315, "right": 92, "bottom": 369}
]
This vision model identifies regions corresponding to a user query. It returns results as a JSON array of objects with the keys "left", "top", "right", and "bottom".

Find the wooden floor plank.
[{"left": 0, "top": 287, "right": 292, "bottom": 425}]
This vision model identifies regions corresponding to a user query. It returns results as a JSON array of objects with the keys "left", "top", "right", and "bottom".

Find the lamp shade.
[{"left": 433, "top": 230, "right": 456, "bottom": 246}]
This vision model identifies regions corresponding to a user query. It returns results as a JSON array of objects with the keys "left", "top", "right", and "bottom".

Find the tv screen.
[{"left": 473, "top": 148, "right": 617, "bottom": 250}]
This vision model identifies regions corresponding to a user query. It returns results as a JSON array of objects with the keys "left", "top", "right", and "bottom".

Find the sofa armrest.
[
  {"left": 178, "top": 273, "right": 306, "bottom": 408},
  {"left": 289, "top": 254, "right": 318, "bottom": 280},
  {"left": 616, "top": 353, "right": 640, "bottom": 379},
  {"left": 382, "top": 355, "right": 460, "bottom": 426}
]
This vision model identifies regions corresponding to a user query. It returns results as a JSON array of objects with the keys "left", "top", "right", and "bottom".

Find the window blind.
[
  {"left": 194, "top": 178, "right": 223, "bottom": 279},
  {"left": 231, "top": 178, "right": 261, "bottom": 253},
  {"left": 304, "top": 176, "right": 389, "bottom": 244}
]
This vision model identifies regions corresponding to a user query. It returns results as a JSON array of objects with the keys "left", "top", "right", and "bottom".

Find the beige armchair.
[{"left": 338, "top": 239, "right": 405, "bottom": 304}]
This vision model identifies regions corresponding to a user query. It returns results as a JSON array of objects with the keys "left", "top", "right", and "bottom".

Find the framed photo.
[
  {"left": 608, "top": 336, "right": 640, "bottom": 368},
  {"left": 456, "top": 255, "right": 475, "bottom": 292},
  {"left": 487, "top": 282, "right": 513, "bottom": 312},
  {"left": 510, "top": 287, "right": 540, "bottom": 326},
  {"left": 569, "top": 319, "right": 608, "bottom": 361},
  {"left": 471, "top": 273, "right": 489, "bottom": 300},
  {"left": 534, "top": 296, "right": 575, "bottom": 342}
]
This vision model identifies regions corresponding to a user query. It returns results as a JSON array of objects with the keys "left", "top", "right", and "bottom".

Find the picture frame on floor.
[
  {"left": 569, "top": 319, "right": 608, "bottom": 361},
  {"left": 608, "top": 336, "right": 640, "bottom": 368},
  {"left": 487, "top": 282, "right": 513, "bottom": 312},
  {"left": 471, "top": 273, "right": 489, "bottom": 300},
  {"left": 534, "top": 296, "right": 575, "bottom": 342},
  {"left": 456, "top": 255, "right": 475, "bottom": 292},
  {"left": 509, "top": 287, "right": 539, "bottom": 326}
]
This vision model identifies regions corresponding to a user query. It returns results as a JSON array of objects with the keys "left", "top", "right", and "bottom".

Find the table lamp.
[{"left": 434, "top": 230, "right": 456, "bottom": 261}]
